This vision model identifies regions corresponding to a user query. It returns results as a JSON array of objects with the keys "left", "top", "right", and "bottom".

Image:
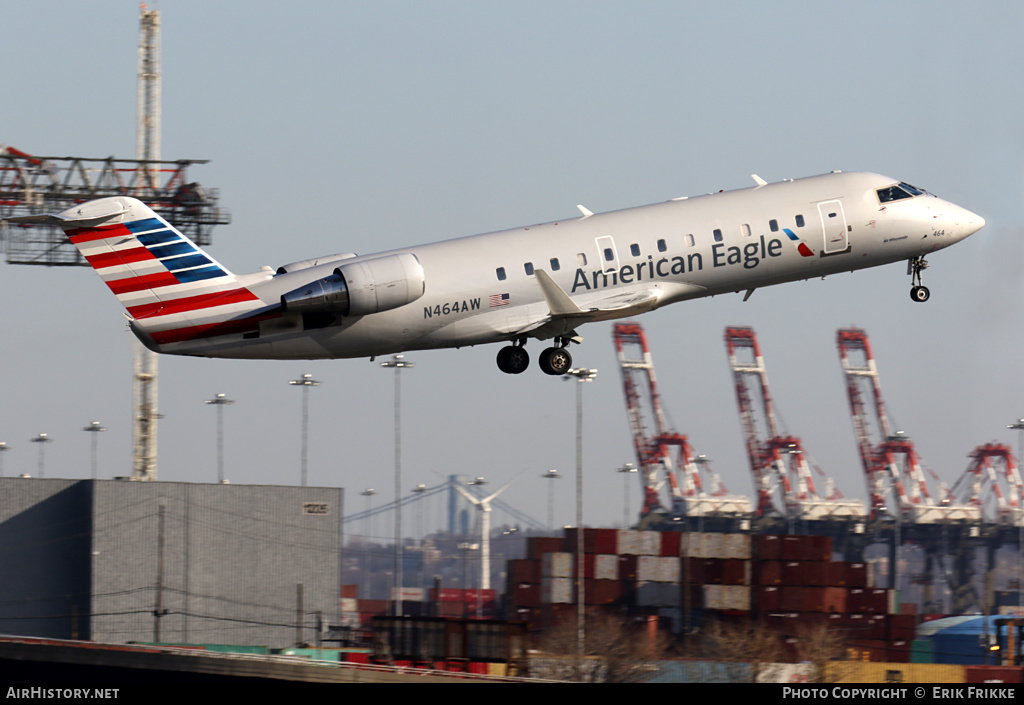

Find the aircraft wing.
[{"left": 513, "top": 269, "right": 663, "bottom": 340}]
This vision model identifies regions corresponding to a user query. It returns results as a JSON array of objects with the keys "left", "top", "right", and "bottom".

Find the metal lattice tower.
[
  {"left": 0, "top": 7, "right": 230, "bottom": 480},
  {"left": 724, "top": 326, "right": 864, "bottom": 521}
]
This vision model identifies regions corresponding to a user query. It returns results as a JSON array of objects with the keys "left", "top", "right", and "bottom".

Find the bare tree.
[
  {"left": 789, "top": 621, "right": 855, "bottom": 683},
  {"left": 531, "top": 611, "right": 669, "bottom": 682},
  {"left": 691, "top": 617, "right": 787, "bottom": 683}
]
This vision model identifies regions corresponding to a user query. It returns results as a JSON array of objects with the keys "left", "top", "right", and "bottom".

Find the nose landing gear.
[{"left": 909, "top": 256, "right": 930, "bottom": 302}]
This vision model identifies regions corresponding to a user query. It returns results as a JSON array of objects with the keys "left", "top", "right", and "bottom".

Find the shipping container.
[
  {"left": 542, "top": 552, "right": 574, "bottom": 578},
  {"left": 752, "top": 534, "right": 782, "bottom": 560},
  {"left": 564, "top": 527, "right": 618, "bottom": 555},
  {"left": 965, "top": 666, "right": 1023, "bottom": 683},
  {"left": 542, "top": 577, "right": 574, "bottom": 604},
  {"left": 704, "top": 584, "right": 751, "bottom": 611},
  {"left": 633, "top": 581, "right": 681, "bottom": 608},
  {"left": 752, "top": 560, "right": 782, "bottom": 585},
  {"left": 526, "top": 535, "right": 566, "bottom": 559},
  {"left": 824, "top": 661, "right": 966, "bottom": 683}
]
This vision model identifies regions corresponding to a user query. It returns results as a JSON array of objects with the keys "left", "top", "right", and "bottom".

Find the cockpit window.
[{"left": 877, "top": 182, "right": 925, "bottom": 203}]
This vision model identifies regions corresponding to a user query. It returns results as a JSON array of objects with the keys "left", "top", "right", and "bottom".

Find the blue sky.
[{"left": 1, "top": 1, "right": 1021, "bottom": 535}]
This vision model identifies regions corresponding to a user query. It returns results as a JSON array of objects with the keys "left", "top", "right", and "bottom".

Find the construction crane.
[
  {"left": 724, "top": 326, "right": 864, "bottom": 521},
  {"left": 613, "top": 321, "right": 751, "bottom": 522},
  {"left": 0, "top": 8, "right": 230, "bottom": 480},
  {"left": 836, "top": 328, "right": 979, "bottom": 523}
]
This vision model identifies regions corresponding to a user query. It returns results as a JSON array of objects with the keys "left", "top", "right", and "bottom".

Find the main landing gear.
[
  {"left": 496, "top": 338, "right": 574, "bottom": 375},
  {"left": 908, "top": 255, "right": 930, "bottom": 302}
]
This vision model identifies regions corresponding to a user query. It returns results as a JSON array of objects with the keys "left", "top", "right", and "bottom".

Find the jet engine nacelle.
[
  {"left": 275, "top": 252, "right": 357, "bottom": 274},
  {"left": 280, "top": 252, "right": 425, "bottom": 317}
]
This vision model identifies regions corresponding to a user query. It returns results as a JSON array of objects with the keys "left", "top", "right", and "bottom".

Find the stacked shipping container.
[{"left": 507, "top": 529, "right": 917, "bottom": 663}]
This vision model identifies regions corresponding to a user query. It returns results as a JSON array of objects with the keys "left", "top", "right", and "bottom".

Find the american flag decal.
[{"left": 489, "top": 293, "right": 510, "bottom": 307}]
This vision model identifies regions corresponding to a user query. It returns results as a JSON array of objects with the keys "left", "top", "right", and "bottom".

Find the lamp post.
[
  {"left": 617, "top": 462, "right": 637, "bottom": 529},
  {"left": 83, "top": 421, "right": 107, "bottom": 479},
  {"left": 542, "top": 469, "right": 561, "bottom": 531},
  {"left": 563, "top": 367, "right": 597, "bottom": 663},
  {"left": 380, "top": 354, "right": 413, "bottom": 615},
  {"left": 1009, "top": 418, "right": 1024, "bottom": 615},
  {"left": 361, "top": 488, "right": 376, "bottom": 598},
  {"left": 31, "top": 433, "right": 52, "bottom": 478},
  {"left": 204, "top": 393, "right": 234, "bottom": 483},
  {"left": 288, "top": 373, "right": 321, "bottom": 487},
  {"left": 0, "top": 442, "right": 9, "bottom": 478}
]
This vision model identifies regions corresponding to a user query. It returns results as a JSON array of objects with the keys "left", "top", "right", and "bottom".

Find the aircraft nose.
[
  {"left": 937, "top": 202, "right": 985, "bottom": 241},
  {"left": 961, "top": 208, "right": 985, "bottom": 237}
]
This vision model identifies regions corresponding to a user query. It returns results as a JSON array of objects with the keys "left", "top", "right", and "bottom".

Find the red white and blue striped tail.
[{"left": 33, "top": 197, "right": 265, "bottom": 349}]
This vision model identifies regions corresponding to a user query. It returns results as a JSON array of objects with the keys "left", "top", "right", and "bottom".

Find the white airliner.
[{"left": 10, "top": 171, "right": 983, "bottom": 375}]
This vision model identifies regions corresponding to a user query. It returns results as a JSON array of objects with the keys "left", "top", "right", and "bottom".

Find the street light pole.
[
  {"left": 0, "top": 442, "right": 9, "bottom": 478},
  {"left": 31, "top": 433, "right": 52, "bottom": 478},
  {"left": 83, "top": 421, "right": 107, "bottom": 480},
  {"left": 361, "top": 488, "right": 376, "bottom": 598},
  {"left": 204, "top": 393, "right": 234, "bottom": 483},
  {"left": 288, "top": 374, "right": 321, "bottom": 487},
  {"left": 542, "top": 469, "right": 561, "bottom": 531},
  {"left": 1008, "top": 418, "right": 1024, "bottom": 616},
  {"left": 617, "top": 462, "right": 637, "bottom": 529},
  {"left": 564, "top": 367, "right": 597, "bottom": 665},
  {"left": 380, "top": 354, "right": 413, "bottom": 615}
]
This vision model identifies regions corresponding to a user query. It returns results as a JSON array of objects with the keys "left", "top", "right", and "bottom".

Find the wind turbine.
[{"left": 450, "top": 477, "right": 515, "bottom": 591}]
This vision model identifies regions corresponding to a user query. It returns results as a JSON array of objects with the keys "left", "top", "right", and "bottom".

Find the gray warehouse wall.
[
  {"left": 0, "top": 479, "right": 342, "bottom": 648},
  {"left": 0, "top": 479, "right": 93, "bottom": 639}
]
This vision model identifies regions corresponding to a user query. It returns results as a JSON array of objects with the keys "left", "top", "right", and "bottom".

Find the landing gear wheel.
[
  {"left": 908, "top": 256, "right": 931, "bottom": 303},
  {"left": 539, "top": 346, "right": 573, "bottom": 376},
  {"left": 496, "top": 345, "right": 530, "bottom": 374}
]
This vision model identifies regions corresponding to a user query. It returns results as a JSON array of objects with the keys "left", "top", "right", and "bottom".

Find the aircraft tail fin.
[{"left": 14, "top": 196, "right": 266, "bottom": 350}]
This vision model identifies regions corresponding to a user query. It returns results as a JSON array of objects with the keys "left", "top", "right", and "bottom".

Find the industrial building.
[{"left": 0, "top": 478, "right": 342, "bottom": 647}]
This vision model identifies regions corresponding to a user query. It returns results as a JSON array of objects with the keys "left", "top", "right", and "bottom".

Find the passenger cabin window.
[
  {"left": 524, "top": 262, "right": 534, "bottom": 275},
  {"left": 496, "top": 267, "right": 506, "bottom": 281},
  {"left": 795, "top": 215, "right": 805, "bottom": 228},
  {"left": 550, "top": 257, "right": 560, "bottom": 271},
  {"left": 713, "top": 229, "right": 723, "bottom": 242},
  {"left": 684, "top": 234, "right": 695, "bottom": 247},
  {"left": 657, "top": 238, "right": 667, "bottom": 252},
  {"left": 577, "top": 252, "right": 587, "bottom": 266},
  {"left": 769, "top": 219, "right": 779, "bottom": 232},
  {"left": 877, "top": 182, "right": 924, "bottom": 203},
  {"left": 630, "top": 243, "right": 641, "bottom": 257},
  {"left": 741, "top": 224, "right": 752, "bottom": 237}
]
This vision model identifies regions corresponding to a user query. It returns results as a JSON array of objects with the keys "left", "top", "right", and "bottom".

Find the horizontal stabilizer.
[{"left": 5, "top": 200, "right": 128, "bottom": 228}]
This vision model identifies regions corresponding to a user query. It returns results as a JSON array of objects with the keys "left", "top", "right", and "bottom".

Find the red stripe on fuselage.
[
  {"left": 147, "top": 313, "right": 279, "bottom": 345},
  {"left": 128, "top": 288, "right": 260, "bottom": 319}
]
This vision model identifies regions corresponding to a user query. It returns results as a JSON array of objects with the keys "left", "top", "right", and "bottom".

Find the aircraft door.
[
  {"left": 595, "top": 236, "right": 619, "bottom": 271},
  {"left": 818, "top": 200, "right": 849, "bottom": 254}
]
